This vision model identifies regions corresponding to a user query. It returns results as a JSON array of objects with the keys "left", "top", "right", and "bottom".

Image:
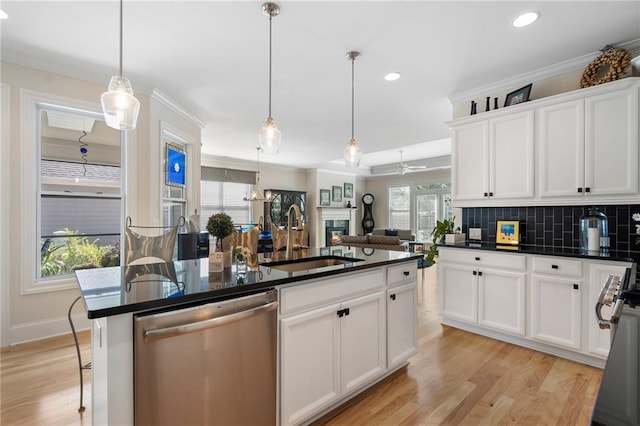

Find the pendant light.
[
  {"left": 344, "top": 51, "right": 363, "bottom": 167},
  {"left": 243, "top": 147, "right": 273, "bottom": 202},
  {"left": 259, "top": 2, "right": 281, "bottom": 154},
  {"left": 101, "top": 0, "right": 140, "bottom": 130}
]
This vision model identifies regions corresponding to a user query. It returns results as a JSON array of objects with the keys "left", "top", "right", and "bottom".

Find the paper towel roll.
[{"left": 588, "top": 228, "right": 600, "bottom": 252}]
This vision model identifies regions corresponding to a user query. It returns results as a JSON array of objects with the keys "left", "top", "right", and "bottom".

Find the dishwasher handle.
[{"left": 143, "top": 301, "right": 278, "bottom": 342}]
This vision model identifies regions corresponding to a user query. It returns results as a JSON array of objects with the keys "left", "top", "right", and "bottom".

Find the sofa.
[
  {"left": 336, "top": 235, "right": 407, "bottom": 252},
  {"left": 372, "top": 228, "right": 415, "bottom": 242}
]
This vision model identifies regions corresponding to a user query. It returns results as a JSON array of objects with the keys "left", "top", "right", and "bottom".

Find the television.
[{"left": 166, "top": 144, "right": 186, "bottom": 187}]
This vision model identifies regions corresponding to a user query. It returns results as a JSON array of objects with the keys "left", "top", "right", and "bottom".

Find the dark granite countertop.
[
  {"left": 437, "top": 242, "right": 635, "bottom": 263},
  {"left": 75, "top": 246, "right": 423, "bottom": 319}
]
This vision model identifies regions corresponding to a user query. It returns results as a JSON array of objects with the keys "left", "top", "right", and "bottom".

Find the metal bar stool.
[{"left": 68, "top": 296, "right": 91, "bottom": 413}]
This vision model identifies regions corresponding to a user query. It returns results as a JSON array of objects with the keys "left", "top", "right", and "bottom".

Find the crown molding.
[
  {"left": 448, "top": 38, "right": 640, "bottom": 105},
  {"left": 151, "top": 89, "right": 206, "bottom": 129}
]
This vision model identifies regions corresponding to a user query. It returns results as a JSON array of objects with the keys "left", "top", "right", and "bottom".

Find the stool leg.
[{"left": 68, "top": 296, "right": 86, "bottom": 413}]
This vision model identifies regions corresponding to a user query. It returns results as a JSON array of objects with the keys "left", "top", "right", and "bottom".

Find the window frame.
[
  {"left": 20, "top": 89, "right": 122, "bottom": 294},
  {"left": 387, "top": 185, "right": 411, "bottom": 230}
]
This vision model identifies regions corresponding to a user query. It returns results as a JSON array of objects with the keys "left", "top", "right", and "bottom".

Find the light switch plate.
[{"left": 469, "top": 228, "right": 482, "bottom": 240}]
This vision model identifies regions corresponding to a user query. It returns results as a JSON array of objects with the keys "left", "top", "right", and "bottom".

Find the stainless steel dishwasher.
[{"left": 134, "top": 289, "right": 278, "bottom": 425}]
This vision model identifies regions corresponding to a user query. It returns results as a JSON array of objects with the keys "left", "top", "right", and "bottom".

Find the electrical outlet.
[{"left": 469, "top": 228, "right": 482, "bottom": 240}]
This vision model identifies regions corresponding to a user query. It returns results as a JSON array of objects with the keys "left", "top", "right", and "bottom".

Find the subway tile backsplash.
[{"left": 461, "top": 204, "right": 640, "bottom": 263}]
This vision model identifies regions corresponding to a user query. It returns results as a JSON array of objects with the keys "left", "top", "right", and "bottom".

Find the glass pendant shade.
[
  {"left": 101, "top": 76, "right": 140, "bottom": 130},
  {"left": 259, "top": 117, "right": 281, "bottom": 154},
  {"left": 344, "top": 138, "right": 362, "bottom": 167}
]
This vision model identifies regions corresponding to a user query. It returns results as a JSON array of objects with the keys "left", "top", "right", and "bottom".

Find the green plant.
[
  {"left": 40, "top": 241, "right": 65, "bottom": 277},
  {"left": 206, "top": 213, "right": 234, "bottom": 250},
  {"left": 425, "top": 217, "right": 460, "bottom": 263},
  {"left": 42, "top": 229, "right": 108, "bottom": 276}
]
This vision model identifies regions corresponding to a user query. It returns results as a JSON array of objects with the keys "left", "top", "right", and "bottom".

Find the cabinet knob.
[
  {"left": 475, "top": 257, "right": 480, "bottom": 261},
  {"left": 483, "top": 192, "right": 488, "bottom": 197},
  {"left": 573, "top": 284, "right": 579, "bottom": 290},
  {"left": 390, "top": 294, "right": 396, "bottom": 301},
  {"left": 473, "top": 270, "right": 477, "bottom": 276},
  {"left": 585, "top": 187, "right": 591, "bottom": 193},
  {"left": 489, "top": 192, "right": 494, "bottom": 197},
  {"left": 577, "top": 187, "right": 583, "bottom": 193},
  {"left": 403, "top": 271, "right": 410, "bottom": 276},
  {"left": 551, "top": 264, "right": 558, "bottom": 269},
  {"left": 478, "top": 271, "right": 483, "bottom": 276}
]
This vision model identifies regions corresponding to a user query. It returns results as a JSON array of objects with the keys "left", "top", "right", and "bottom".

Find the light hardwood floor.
[{"left": 1, "top": 265, "right": 603, "bottom": 425}]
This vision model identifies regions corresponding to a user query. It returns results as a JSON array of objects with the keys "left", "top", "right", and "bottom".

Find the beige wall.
[{"left": 1, "top": 62, "right": 201, "bottom": 345}]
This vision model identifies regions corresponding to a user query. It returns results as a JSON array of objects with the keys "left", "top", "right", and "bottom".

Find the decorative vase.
[
  {"left": 470, "top": 101, "right": 477, "bottom": 115},
  {"left": 494, "top": 97, "right": 499, "bottom": 110},
  {"left": 485, "top": 96, "right": 491, "bottom": 112}
]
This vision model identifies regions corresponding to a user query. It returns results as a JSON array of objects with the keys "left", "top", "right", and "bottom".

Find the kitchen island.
[{"left": 76, "top": 246, "right": 422, "bottom": 425}]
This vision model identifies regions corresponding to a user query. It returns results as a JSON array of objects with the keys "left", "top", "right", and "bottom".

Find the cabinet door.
[
  {"left": 587, "top": 262, "right": 630, "bottom": 358},
  {"left": 340, "top": 292, "right": 386, "bottom": 395},
  {"left": 530, "top": 275, "right": 582, "bottom": 350},
  {"left": 439, "top": 263, "right": 478, "bottom": 323},
  {"left": 478, "top": 269, "right": 526, "bottom": 336},
  {"left": 585, "top": 88, "right": 638, "bottom": 196},
  {"left": 452, "top": 121, "right": 489, "bottom": 201},
  {"left": 538, "top": 100, "right": 585, "bottom": 198},
  {"left": 280, "top": 303, "right": 341, "bottom": 426},
  {"left": 387, "top": 282, "right": 418, "bottom": 369},
  {"left": 489, "top": 111, "right": 534, "bottom": 199}
]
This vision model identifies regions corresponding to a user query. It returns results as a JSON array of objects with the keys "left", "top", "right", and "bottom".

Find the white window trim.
[
  {"left": 388, "top": 185, "right": 411, "bottom": 230},
  {"left": 20, "top": 89, "right": 109, "bottom": 294},
  {"left": 159, "top": 121, "right": 198, "bottom": 223}
]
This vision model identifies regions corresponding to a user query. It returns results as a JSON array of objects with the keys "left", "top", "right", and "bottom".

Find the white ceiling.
[{"left": 2, "top": 1, "right": 639, "bottom": 174}]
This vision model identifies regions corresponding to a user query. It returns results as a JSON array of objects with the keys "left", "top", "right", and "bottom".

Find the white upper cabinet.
[
  {"left": 450, "top": 77, "right": 640, "bottom": 207},
  {"left": 539, "top": 86, "right": 638, "bottom": 200},
  {"left": 452, "top": 110, "right": 534, "bottom": 205}
]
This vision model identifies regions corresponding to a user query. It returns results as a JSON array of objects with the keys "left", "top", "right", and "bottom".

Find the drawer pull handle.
[
  {"left": 337, "top": 308, "right": 350, "bottom": 317},
  {"left": 403, "top": 271, "right": 410, "bottom": 276},
  {"left": 551, "top": 265, "right": 559, "bottom": 269},
  {"left": 489, "top": 192, "right": 494, "bottom": 197},
  {"left": 473, "top": 271, "right": 477, "bottom": 276},
  {"left": 475, "top": 257, "right": 480, "bottom": 261},
  {"left": 483, "top": 192, "right": 488, "bottom": 197},
  {"left": 390, "top": 294, "right": 396, "bottom": 301},
  {"left": 573, "top": 284, "right": 579, "bottom": 290}
]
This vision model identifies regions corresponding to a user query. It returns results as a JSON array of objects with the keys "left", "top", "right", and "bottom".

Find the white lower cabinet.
[
  {"left": 279, "top": 263, "right": 417, "bottom": 426},
  {"left": 478, "top": 269, "right": 526, "bottom": 336},
  {"left": 387, "top": 282, "right": 418, "bottom": 369},
  {"left": 439, "top": 247, "right": 634, "bottom": 366},
  {"left": 530, "top": 274, "right": 582, "bottom": 350}
]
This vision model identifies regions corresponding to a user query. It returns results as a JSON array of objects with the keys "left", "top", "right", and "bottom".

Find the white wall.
[{"left": 1, "top": 62, "right": 201, "bottom": 345}]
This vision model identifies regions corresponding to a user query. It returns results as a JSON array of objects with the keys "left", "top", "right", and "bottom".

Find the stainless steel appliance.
[
  {"left": 592, "top": 268, "right": 637, "bottom": 426},
  {"left": 134, "top": 290, "right": 278, "bottom": 425}
]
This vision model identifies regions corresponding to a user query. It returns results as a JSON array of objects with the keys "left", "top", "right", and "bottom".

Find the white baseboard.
[{"left": 8, "top": 312, "right": 91, "bottom": 346}]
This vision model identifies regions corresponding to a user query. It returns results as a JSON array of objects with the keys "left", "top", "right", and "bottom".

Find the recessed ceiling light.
[
  {"left": 0, "top": 10, "right": 8, "bottom": 20},
  {"left": 512, "top": 12, "right": 538, "bottom": 28},
  {"left": 384, "top": 72, "right": 402, "bottom": 81}
]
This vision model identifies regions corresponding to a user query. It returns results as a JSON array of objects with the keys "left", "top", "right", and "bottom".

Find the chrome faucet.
[{"left": 286, "top": 204, "right": 303, "bottom": 259}]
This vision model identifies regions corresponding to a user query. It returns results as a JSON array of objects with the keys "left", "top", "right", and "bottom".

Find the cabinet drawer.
[
  {"left": 439, "top": 248, "right": 525, "bottom": 271},
  {"left": 531, "top": 256, "right": 582, "bottom": 278},
  {"left": 279, "top": 269, "right": 384, "bottom": 316},
  {"left": 387, "top": 263, "right": 417, "bottom": 287}
]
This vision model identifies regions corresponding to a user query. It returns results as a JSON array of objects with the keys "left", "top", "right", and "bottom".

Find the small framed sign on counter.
[{"left": 496, "top": 220, "right": 519, "bottom": 245}]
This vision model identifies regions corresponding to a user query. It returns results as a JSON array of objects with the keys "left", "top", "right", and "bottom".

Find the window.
[
  {"left": 36, "top": 103, "right": 122, "bottom": 285},
  {"left": 415, "top": 183, "right": 452, "bottom": 241},
  {"left": 200, "top": 166, "right": 255, "bottom": 229},
  {"left": 388, "top": 186, "right": 410, "bottom": 230}
]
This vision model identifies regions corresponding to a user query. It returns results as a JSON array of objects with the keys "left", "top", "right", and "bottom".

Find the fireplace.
[{"left": 325, "top": 220, "right": 349, "bottom": 246}]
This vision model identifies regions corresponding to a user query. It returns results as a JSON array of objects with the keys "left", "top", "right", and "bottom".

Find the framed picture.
[
  {"left": 165, "top": 143, "right": 186, "bottom": 187},
  {"left": 344, "top": 182, "right": 353, "bottom": 198},
  {"left": 332, "top": 185, "right": 342, "bottom": 202},
  {"left": 332, "top": 248, "right": 343, "bottom": 256},
  {"left": 504, "top": 83, "right": 532, "bottom": 107},
  {"left": 320, "top": 247, "right": 330, "bottom": 255},
  {"left": 496, "top": 220, "right": 519, "bottom": 245},
  {"left": 319, "top": 189, "right": 330, "bottom": 206}
]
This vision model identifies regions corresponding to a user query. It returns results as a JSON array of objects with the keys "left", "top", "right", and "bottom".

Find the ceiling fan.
[{"left": 386, "top": 150, "right": 428, "bottom": 175}]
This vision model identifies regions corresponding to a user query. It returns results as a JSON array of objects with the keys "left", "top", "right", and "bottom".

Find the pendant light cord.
[
  {"left": 268, "top": 13, "right": 273, "bottom": 118},
  {"left": 119, "top": 0, "right": 123, "bottom": 77},
  {"left": 351, "top": 56, "right": 355, "bottom": 140}
]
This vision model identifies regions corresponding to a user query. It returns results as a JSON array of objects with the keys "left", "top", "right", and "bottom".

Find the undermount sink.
[{"left": 260, "top": 256, "right": 364, "bottom": 272}]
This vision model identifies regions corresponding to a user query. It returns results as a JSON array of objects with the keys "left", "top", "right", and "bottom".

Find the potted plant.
[
  {"left": 425, "top": 218, "right": 462, "bottom": 263},
  {"left": 206, "top": 213, "right": 234, "bottom": 252}
]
